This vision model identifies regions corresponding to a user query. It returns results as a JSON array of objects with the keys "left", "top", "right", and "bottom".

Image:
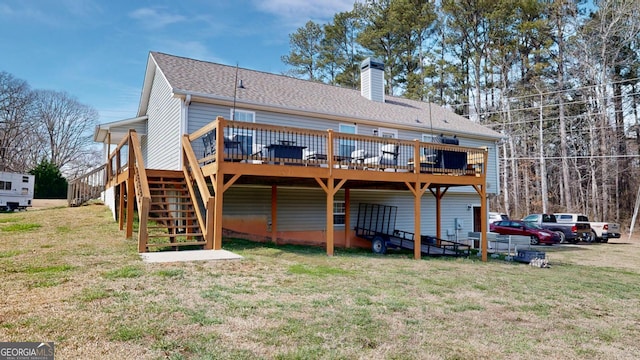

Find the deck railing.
[
  {"left": 189, "top": 116, "right": 486, "bottom": 176},
  {"left": 181, "top": 134, "right": 214, "bottom": 249},
  {"left": 67, "top": 164, "right": 106, "bottom": 206}
]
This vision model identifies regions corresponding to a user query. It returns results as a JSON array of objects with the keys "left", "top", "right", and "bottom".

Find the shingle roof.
[{"left": 150, "top": 51, "right": 501, "bottom": 139}]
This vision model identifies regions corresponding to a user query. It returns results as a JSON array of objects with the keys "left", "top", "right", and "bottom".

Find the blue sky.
[{"left": 0, "top": 0, "right": 354, "bottom": 124}]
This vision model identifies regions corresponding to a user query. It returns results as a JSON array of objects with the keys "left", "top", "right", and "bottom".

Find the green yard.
[{"left": 1, "top": 204, "right": 639, "bottom": 359}]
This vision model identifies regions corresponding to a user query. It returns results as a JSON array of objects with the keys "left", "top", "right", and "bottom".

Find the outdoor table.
[{"left": 266, "top": 143, "right": 307, "bottom": 160}]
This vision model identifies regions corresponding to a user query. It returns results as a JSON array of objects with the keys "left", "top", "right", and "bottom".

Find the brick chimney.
[{"left": 360, "top": 58, "right": 385, "bottom": 103}]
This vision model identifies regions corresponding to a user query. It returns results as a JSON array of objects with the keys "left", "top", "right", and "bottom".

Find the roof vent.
[{"left": 360, "top": 58, "right": 385, "bottom": 103}]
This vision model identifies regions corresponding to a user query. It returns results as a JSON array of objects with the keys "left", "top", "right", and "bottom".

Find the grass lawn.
[{"left": 1, "top": 203, "right": 640, "bottom": 359}]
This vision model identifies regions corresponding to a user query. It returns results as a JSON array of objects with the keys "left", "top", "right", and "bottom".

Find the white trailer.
[{"left": 0, "top": 171, "right": 35, "bottom": 211}]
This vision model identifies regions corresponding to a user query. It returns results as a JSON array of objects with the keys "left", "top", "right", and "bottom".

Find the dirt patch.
[{"left": 30, "top": 199, "right": 68, "bottom": 210}]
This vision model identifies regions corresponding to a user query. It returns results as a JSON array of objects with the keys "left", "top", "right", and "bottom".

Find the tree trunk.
[
  {"left": 524, "top": 160, "right": 531, "bottom": 215},
  {"left": 555, "top": 9, "right": 572, "bottom": 211},
  {"left": 538, "top": 93, "right": 548, "bottom": 212}
]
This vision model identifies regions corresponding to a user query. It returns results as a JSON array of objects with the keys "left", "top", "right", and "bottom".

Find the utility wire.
[{"left": 500, "top": 154, "right": 640, "bottom": 161}]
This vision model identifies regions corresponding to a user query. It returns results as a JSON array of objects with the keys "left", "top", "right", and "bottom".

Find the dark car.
[{"left": 489, "top": 220, "right": 560, "bottom": 245}]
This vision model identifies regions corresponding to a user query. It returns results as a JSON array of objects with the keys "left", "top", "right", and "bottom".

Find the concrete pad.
[{"left": 140, "top": 249, "right": 243, "bottom": 263}]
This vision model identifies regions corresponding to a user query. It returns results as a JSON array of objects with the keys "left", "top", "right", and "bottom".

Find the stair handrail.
[
  {"left": 181, "top": 134, "right": 212, "bottom": 246},
  {"left": 128, "top": 130, "right": 151, "bottom": 200},
  {"left": 126, "top": 130, "right": 151, "bottom": 252}
]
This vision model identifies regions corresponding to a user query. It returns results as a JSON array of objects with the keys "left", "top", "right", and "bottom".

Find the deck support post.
[
  {"left": 414, "top": 183, "right": 421, "bottom": 260},
  {"left": 430, "top": 186, "right": 449, "bottom": 241},
  {"left": 209, "top": 171, "right": 240, "bottom": 251},
  {"left": 107, "top": 132, "right": 112, "bottom": 184},
  {"left": 326, "top": 180, "right": 335, "bottom": 256},
  {"left": 316, "top": 177, "right": 347, "bottom": 256},
  {"left": 473, "top": 184, "right": 488, "bottom": 262},
  {"left": 436, "top": 187, "right": 441, "bottom": 240},
  {"left": 126, "top": 180, "right": 134, "bottom": 239},
  {"left": 345, "top": 188, "right": 351, "bottom": 248},
  {"left": 212, "top": 173, "right": 224, "bottom": 250},
  {"left": 204, "top": 196, "right": 214, "bottom": 249},
  {"left": 271, "top": 185, "right": 277, "bottom": 244},
  {"left": 118, "top": 183, "right": 125, "bottom": 230},
  {"left": 406, "top": 181, "right": 429, "bottom": 260}
]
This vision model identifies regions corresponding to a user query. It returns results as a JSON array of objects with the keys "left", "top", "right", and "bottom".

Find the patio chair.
[
  {"left": 303, "top": 149, "right": 327, "bottom": 160},
  {"left": 251, "top": 144, "right": 266, "bottom": 158},
  {"left": 241, "top": 143, "right": 265, "bottom": 164},
  {"left": 350, "top": 149, "right": 369, "bottom": 164},
  {"left": 202, "top": 130, "right": 244, "bottom": 161},
  {"left": 363, "top": 144, "right": 399, "bottom": 170}
]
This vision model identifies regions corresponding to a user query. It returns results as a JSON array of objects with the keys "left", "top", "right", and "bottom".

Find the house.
[{"left": 90, "top": 52, "right": 502, "bottom": 260}]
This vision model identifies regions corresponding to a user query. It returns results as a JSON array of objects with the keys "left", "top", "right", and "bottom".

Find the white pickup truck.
[{"left": 554, "top": 213, "right": 621, "bottom": 243}]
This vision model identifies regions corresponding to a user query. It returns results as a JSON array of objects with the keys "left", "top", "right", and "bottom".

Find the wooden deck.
[{"left": 101, "top": 116, "right": 491, "bottom": 261}]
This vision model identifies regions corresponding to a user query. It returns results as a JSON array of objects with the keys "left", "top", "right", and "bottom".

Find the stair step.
[
  {"left": 150, "top": 201, "right": 194, "bottom": 206},
  {"left": 147, "top": 224, "right": 200, "bottom": 230},
  {"left": 135, "top": 169, "right": 210, "bottom": 252},
  {"left": 146, "top": 241, "right": 207, "bottom": 248},
  {"left": 148, "top": 181, "right": 187, "bottom": 185},
  {"left": 149, "top": 195, "right": 192, "bottom": 199},
  {"left": 147, "top": 232, "right": 204, "bottom": 238},
  {"left": 148, "top": 209, "right": 196, "bottom": 214},
  {"left": 149, "top": 216, "right": 198, "bottom": 221},
  {"left": 148, "top": 213, "right": 196, "bottom": 218}
]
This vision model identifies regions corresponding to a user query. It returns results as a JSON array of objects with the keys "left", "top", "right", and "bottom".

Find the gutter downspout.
[{"left": 180, "top": 94, "right": 192, "bottom": 169}]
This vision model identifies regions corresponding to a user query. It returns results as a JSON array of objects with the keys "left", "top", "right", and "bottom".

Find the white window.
[
  {"left": 421, "top": 134, "right": 438, "bottom": 159},
  {"left": 333, "top": 201, "right": 345, "bottom": 226},
  {"left": 229, "top": 109, "right": 255, "bottom": 155},
  {"left": 376, "top": 127, "right": 397, "bottom": 139},
  {"left": 338, "top": 123, "right": 357, "bottom": 158},
  {"left": 422, "top": 134, "right": 435, "bottom": 142},
  {"left": 231, "top": 109, "right": 255, "bottom": 123}
]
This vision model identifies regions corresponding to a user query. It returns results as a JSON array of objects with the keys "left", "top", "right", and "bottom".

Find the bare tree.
[
  {"left": 536, "top": 89, "right": 549, "bottom": 213},
  {"left": 31, "top": 90, "right": 98, "bottom": 173},
  {"left": 550, "top": 0, "right": 579, "bottom": 211},
  {"left": 0, "top": 71, "right": 35, "bottom": 172},
  {"left": 64, "top": 146, "right": 103, "bottom": 179},
  {"left": 572, "top": 0, "right": 640, "bottom": 220}
]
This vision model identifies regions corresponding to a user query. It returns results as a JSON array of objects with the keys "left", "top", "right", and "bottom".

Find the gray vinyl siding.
[
  {"left": 224, "top": 186, "right": 272, "bottom": 217},
  {"left": 188, "top": 103, "right": 229, "bottom": 132},
  {"left": 146, "top": 70, "right": 182, "bottom": 170},
  {"left": 224, "top": 186, "right": 343, "bottom": 231},
  {"left": 449, "top": 137, "right": 499, "bottom": 195},
  {"left": 278, "top": 189, "right": 332, "bottom": 230},
  {"left": 224, "top": 185, "right": 482, "bottom": 236},
  {"left": 349, "top": 190, "right": 479, "bottom": 238}
]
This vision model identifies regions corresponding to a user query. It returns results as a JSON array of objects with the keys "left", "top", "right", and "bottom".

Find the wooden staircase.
[{"left": 142, "top": 169, "right": 207, "bottom": 250}]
